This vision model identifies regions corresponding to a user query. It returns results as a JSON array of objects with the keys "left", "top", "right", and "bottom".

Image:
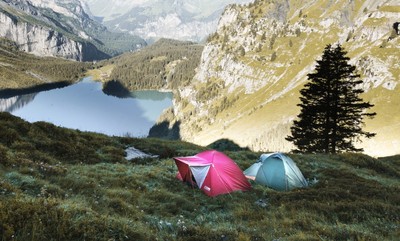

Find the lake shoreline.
[
  {"left": 0, "top": 77, "right": 173, "bottom": 138},
  {"left": 0, "top": 81, "right": 72, "bottom": 99}
]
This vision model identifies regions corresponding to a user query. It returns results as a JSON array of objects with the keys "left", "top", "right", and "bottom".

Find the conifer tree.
[{"left": 286, "top": 44, "right": 376, "bottom": 153}]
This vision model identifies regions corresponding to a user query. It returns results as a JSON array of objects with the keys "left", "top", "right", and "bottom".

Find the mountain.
[
  {"left": 83, "top": 0, "right": 254, "bottom": 42},
  {"left": 0, "top": 0, "right": 146, "bottom": 61},
  {"left": 159, "top": 0, "right": 400, "bottom": 157}
]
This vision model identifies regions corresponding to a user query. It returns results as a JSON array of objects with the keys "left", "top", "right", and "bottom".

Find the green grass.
[{"left": 0, "top": 112, "right": 399, "bottom": 240}]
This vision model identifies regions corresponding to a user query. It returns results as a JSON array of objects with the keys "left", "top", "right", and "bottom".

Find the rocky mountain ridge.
[
  {"left": 0, "top": 0, "right": 145, "bottom": 61},
  {"left": 84, "top": 0, "right": 254, "bottom": 42},
  {"left": 165, "top": 0, "right": 400, "bottom": 157}
]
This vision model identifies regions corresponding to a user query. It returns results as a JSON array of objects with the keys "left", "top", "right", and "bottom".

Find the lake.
[{"left": 0, "top": 77, "right": 173, "bottom": 137}]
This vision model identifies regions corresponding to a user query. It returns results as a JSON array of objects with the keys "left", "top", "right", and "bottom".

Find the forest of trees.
[{"left": 104, "top": 38, "right": 204, "bottom": 90}]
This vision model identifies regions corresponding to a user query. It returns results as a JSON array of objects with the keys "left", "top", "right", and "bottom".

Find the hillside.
[
  {"left": 0, "top": 112, "right": 399, "bottom": 240},
  {"left": 163, "top": 0, "right": 400, "bottom": 157},
  {"left": 0, "top": 38, "right": 91, "bottom": 90},
  {"left": 91, "top": 38, "right": 204, "bottom": 91}
]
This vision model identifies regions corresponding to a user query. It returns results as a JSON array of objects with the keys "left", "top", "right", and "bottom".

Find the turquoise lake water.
[{"left": 0, "top": 77, "right": 173, "bottom": 137}]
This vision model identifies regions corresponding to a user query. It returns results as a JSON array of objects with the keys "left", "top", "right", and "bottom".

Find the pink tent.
[{"left": 173, "top": 150, "right": 251, "bottom": 197}]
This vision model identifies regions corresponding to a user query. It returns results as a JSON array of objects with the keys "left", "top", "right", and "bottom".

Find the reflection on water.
[
  {"left": 0, "top": 77, "right": 173, "bottom": 137},
  {"left": 131, "top": 90, "right": 173, "bottom": 101},
  {"left": 0, "top": 94, "right": 37, "bottom": 112}
]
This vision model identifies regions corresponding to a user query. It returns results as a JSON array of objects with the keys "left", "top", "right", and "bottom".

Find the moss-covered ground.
[{"left": 0, "top": 112, "right": 399, "bottom": 240}]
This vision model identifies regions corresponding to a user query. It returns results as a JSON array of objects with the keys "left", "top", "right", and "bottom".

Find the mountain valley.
[
  {"left": 80, "top": 0, "right": 400, "bottom": 157},
  {"left": 0, "top": 0, "right": 399, "bottom": 158},
  {"left": 0, "top": 1, "right": 400, "bottom": 240}
]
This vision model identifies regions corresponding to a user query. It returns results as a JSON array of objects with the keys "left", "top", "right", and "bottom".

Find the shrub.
[
  {"left": 0, "top": 125, "right": 19, "bottom": 146},
  {"left": 0, "top": 144, "right": 10, "bottom": 166}
]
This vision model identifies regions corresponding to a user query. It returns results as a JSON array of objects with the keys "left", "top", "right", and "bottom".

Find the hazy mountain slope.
[
  {"left": 84, "top": 0, "right": 254, "bottom": 42},
  {"left": 0, "top": 0, "right": 145, "bottom": 61},
  {"left": 167, "top": 0, "right": 400, "bottom": 157}
]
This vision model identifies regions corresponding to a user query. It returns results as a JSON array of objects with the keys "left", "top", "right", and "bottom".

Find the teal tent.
[{"left": 244, "top": 153, "right": 308, "bottom": 191}]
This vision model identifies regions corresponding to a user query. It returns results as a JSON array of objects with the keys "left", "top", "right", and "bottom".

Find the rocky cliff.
[
  {"left": 167, "top": 0, "right": 400, "bottom": 157},
  {"left": 0, "top": 0, "right": 145, "bottom": 61}
]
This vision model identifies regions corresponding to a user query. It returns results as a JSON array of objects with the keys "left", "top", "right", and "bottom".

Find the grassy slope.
[
  {"left": 0, "top": 112, "right": 399, "bottom": 240},
  {"left": 86, "top": 64, "right": 115, "bottom": 83},
  {"left": 0, "top": 38, "right": 91, "bottom": 89}
]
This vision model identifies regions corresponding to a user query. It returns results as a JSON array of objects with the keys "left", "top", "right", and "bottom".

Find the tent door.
[{"left": 189, "top": 165, "right": 211, "bottom": 189}]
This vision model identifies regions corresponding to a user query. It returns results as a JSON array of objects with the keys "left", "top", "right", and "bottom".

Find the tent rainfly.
[
  {"left": 244, "top": 152, "right": 308, "bottom": 191},
  {"left": 173, "top": 150, "right": 251, "bottom": 197}
]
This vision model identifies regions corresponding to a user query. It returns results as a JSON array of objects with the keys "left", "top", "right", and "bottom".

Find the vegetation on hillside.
[
  {"left": 0, "top": 112, "right": 399, "bottom": 240},
  {"left": 90, "top": 31, "right": 146, "bottom": 57},
  {"left": 98, "top": 38, "right": 203, "bottom": 90},
  {"left": 0, "top": 38, "right": 91, "bottom": 90}
]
